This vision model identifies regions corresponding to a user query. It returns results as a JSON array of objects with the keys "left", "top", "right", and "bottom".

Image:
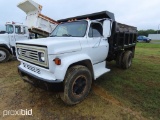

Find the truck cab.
[
  {"left": 0, "top": 22, "right": 29, "bottom": 62},
  {"left": 16, "top": 11, "right": 137, "bottom": 105}
]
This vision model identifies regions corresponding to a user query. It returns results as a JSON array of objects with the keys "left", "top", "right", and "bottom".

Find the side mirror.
[{"left": 103, "top": 20, "right": 112, "bottom": 38}]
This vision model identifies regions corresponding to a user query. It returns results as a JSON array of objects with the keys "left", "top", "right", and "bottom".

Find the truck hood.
[{"left": 16, "top": 37, "right": 82, "bottom": 55}]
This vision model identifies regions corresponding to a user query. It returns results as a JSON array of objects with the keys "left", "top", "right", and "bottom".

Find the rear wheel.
[
  {"left": 116, "top": 51, "right": 125, "bottom": 68},
  {"left": 60, "top": 65, "right": 92, "bottom": 105},
  {"left": 0, "top": 47, "right": 10, "bottom": 63},
  {"left": 122, "top": 51, "right": 133, "bottom": 69},
  {"left": 146, "top": 40, "right": 150, "bottom": 43}
]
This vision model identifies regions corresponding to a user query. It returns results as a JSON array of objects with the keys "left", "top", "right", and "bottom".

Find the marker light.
[{"left": 54, "top": 58, "right": 61, "bottom": 65}]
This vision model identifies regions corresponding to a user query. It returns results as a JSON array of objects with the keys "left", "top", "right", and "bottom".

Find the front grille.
[
  {"left": 21, "top": 49, "right": 39, "bottom": 61},
  {"left": 16, "top": 44, "right": 48, "bottom": 68}
]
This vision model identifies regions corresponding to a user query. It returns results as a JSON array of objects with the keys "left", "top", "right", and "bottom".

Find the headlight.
[
  {"left": 17, "top": 48, "right": 21, "bottom": 55},
  {"left": 38, "top": 52, "right": 45, "bottom": 62}
]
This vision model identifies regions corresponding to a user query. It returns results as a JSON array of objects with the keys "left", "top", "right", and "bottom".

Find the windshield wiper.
[{"left": 62, "top": 34, "right": 72, "bottom": 37}]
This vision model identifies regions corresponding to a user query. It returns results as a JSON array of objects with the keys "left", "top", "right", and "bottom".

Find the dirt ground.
[{"left": 0, "top": 60, "right": 147, "bottom": 120}]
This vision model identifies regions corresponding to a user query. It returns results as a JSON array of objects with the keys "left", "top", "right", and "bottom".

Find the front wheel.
[
  {"left": 0, "top": 47, "right": 10, "bottom": 63},
  {"left": 60, "top": 65, "right": 92, "bottom": 105}
]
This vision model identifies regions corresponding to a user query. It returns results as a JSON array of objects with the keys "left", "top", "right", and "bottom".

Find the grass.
[
  {"left": 95, "top": 42, "right": 160, "bottom": 120},
  {"left": 0, "top": 61, "right": 145, "bottom": 120},
  {"left": 151, "top": 40, "right": 160, "bottom": 43}
]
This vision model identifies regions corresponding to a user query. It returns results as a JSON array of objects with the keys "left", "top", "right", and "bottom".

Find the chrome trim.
[{"left": 16, "top": 44, "right": 48, "bottom": 68}]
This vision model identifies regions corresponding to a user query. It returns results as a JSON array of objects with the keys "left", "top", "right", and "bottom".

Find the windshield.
[
  {"left": 6, "top": 24, "right": 14, "bottom": 34},
  {"left": 50, "top": 21, "right": 88, "bottom": 37}
]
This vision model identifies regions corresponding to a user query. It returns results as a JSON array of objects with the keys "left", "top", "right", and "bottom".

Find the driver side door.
[
  {"left": 7, "top": 25, "right": 16, "bottom": 47},
  {"left": 87, "top": 22, "right": 108, "bottom": 64},
  {"left": 14, "top": 26, "right": 29, "bottom": 41}
]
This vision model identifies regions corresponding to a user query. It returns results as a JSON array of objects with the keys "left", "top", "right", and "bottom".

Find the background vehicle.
[
  {"left": 0, "top": 22, "right": 30, "bottom": 62},
  {"left": 137, "top": 35, "right": 151, "bottom": 43},
  {"left": 17, "top": 11, "right": 137, "bottom": 105},
  {"left": 0, "top": 0, "right": 58, "bottom": 63}
]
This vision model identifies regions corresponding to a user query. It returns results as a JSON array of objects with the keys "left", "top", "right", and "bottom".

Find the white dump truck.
[
  {"left": 0, "top": 22, "right": 30, "bottom": 62},
  {"left": 17, "top": 11, "right": 137, "bottom": 105},
  {"left": 0, "top": 0, "right": 57, "bottom": 63}
]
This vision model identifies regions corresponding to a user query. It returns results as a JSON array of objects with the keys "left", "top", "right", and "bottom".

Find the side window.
[
  {"left": 15, "top": 26, "right": 21, "bottom": 34},
  {"left": 88, "top": 23, "right": 102, "bottom": 37}
]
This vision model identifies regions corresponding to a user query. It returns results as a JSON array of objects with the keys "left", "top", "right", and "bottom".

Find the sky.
[{"left": 0, "top": 0, "right": 160, "bottom": 31}]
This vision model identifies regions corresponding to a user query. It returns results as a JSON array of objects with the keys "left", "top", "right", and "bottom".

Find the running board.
[{"left": 93, "top": 61, "right": 110, "bottom": 80}]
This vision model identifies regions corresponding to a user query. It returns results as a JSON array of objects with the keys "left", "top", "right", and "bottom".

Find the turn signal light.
[{"left": 54, "top": 58, "right": 61, "bottom": 65}]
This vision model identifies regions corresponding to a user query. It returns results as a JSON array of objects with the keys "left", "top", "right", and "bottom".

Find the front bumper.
[{"left": 18, "top": 66, "right": 63, "bottom": 91}]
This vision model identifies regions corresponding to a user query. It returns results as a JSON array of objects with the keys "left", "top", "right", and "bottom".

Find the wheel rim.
[
  {"left": 72, "top": 75, "right": 87, "bottom": 96},
  {"left": 0, "top": 50, "right": 6, "bottom": 61}
]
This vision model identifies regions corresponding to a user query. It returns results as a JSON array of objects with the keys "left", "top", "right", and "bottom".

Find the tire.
[
  {"left": 60, "top": 65, "right": 92, "bottom": 105},
  {"left": 122, "top": 51, "right": 133, "bottom": 69},
  {"left": 116, "top": 51, "right": 125, "bottom": 68},
  {"left": 0, "top": 47, "right": 10, "bottom": 63}
]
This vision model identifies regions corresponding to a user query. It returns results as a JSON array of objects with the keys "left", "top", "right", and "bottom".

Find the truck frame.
[{"left": 17, "top": 11, "right": 137, "bottom": 105}]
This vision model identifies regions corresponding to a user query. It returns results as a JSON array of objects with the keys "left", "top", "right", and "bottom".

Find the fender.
[
  {"left": 0, "top": 40, "right": 10, "bottom": 48},
  {"left": 54, "top": 54, "right": 93, "bottom": 81},
  {"left": 0, "top": 43, "right": 12, "bottom": 54}
]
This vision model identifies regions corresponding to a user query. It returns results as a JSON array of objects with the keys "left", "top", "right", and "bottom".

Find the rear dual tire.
[
  {"left": 122, "top": 51, "right": 133, "bottom": 69},
  {"left": 116, "top": 50, "right": 133, "bottom": 69}
]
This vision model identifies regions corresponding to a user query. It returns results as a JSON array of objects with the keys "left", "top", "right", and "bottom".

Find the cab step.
[{"left": 93, "top": 61, "right": 110, "bottom": 79}]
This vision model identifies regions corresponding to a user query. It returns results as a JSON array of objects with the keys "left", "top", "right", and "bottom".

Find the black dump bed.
[
  {"left": 107, "top": 21, "right": 137, "bottom": 60},
  {"left": 58, "top": 11, "right": 115, "bottom": 22},
  {"left": 58, "top": 11, "right": 137, "bottom": 61}
]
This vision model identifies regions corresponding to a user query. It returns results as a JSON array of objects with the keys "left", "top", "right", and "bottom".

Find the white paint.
[
  {"left": 93, "top": 61, "right": 110, "bottom": 79},
  {"left": 17, "top": 0, "right": 57, "bottom": 34},
  {"left": 16, "top": 19, "right": 111, "bottom": 81},
  {"left": 0, "top": 23, "right": 29, "bottom": 49}
]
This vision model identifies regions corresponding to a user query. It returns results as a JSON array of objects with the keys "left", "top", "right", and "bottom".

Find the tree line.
[{"left": 138, "top": 29, "right": 160, "bottom": 36}]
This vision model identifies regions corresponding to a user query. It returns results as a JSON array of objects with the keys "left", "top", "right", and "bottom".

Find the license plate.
[{"left": 23, "top": 63, "right": 41, "bottom": 74}]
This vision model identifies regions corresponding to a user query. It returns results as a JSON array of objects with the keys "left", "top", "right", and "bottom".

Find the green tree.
[{"left": 138, "top": 29, "right": 159, "bottom": 36}]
